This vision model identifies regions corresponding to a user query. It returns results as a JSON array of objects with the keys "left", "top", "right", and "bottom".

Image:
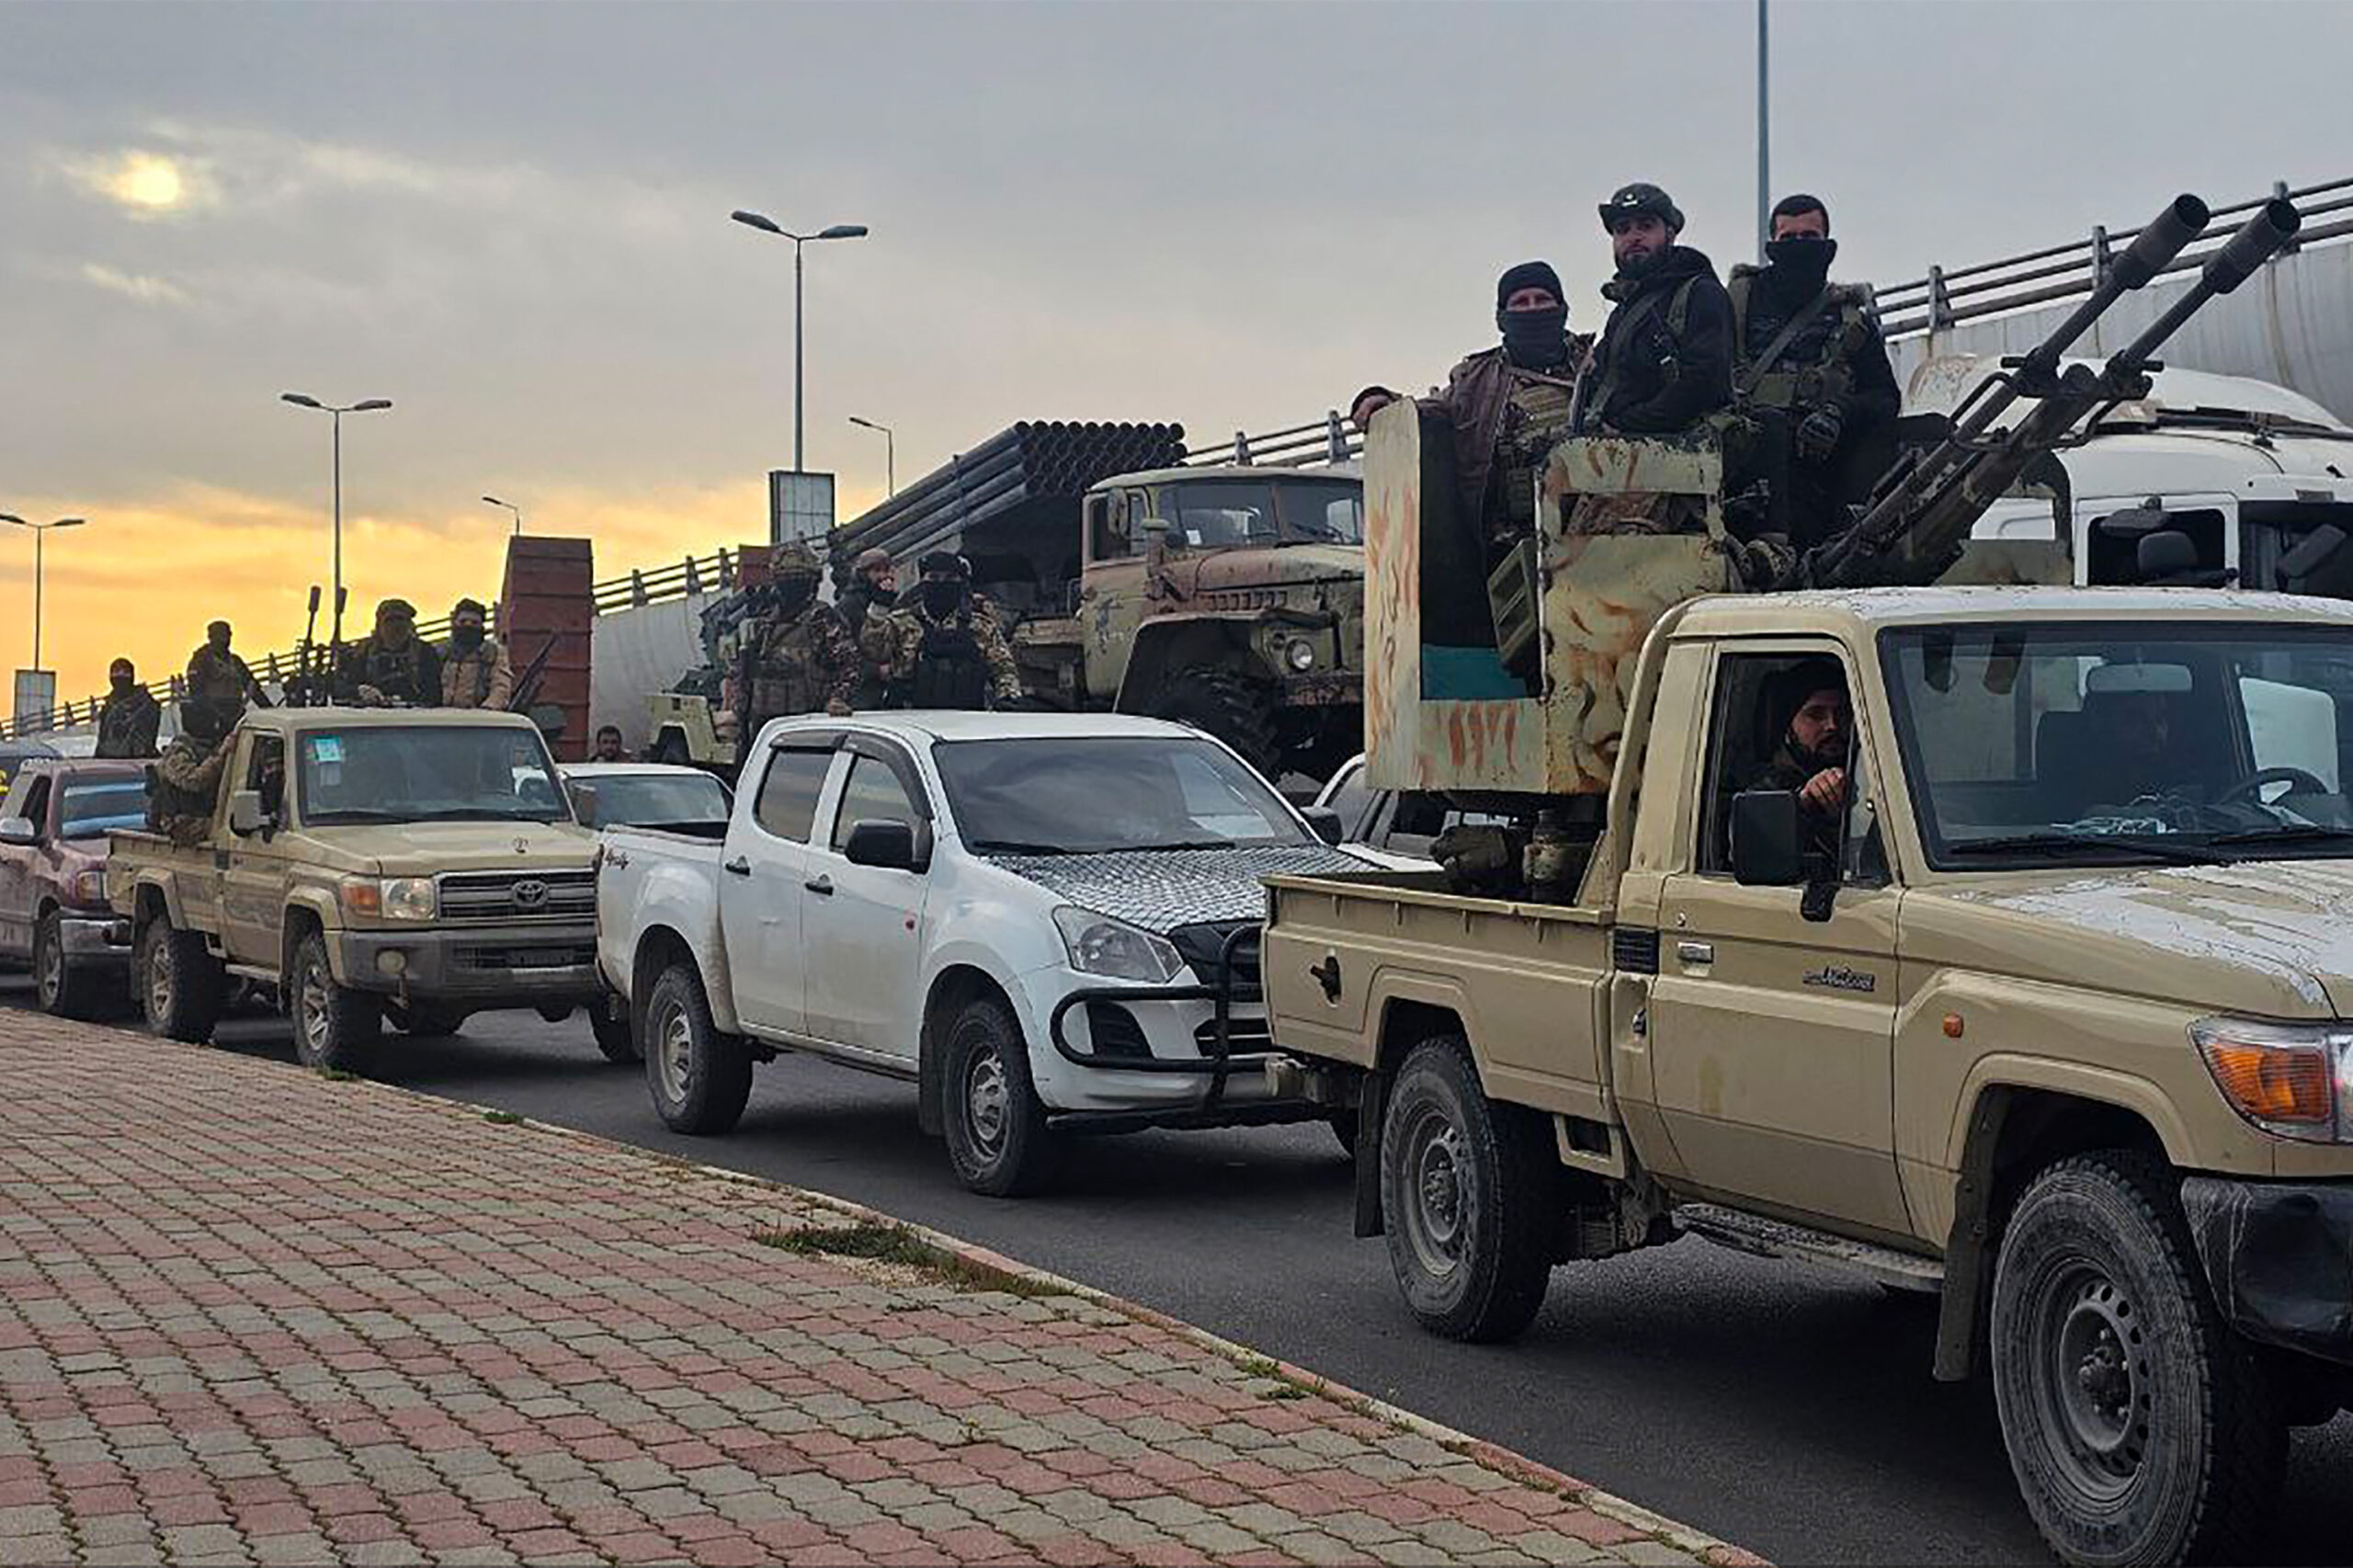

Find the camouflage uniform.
[
  {"left": 149, "top": 734, "right": 232, "bottom": 846},
  {"left": 95, "top": 688, "right": 163, "bottom": 759},
  {"left": 737, "top": 545, "right": 858, "bottom": 735},
  {"left": 187, "top": 645, "right": 267, "bottom": 708},
  {"left": 864, "top": 601, "right": 1022, "bottom": 710},
  {"left": 440, "top": 639, "right": 514, "bottom": 710}
]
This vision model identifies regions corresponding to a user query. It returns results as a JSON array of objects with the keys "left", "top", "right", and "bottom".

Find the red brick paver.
[{"left": 0, "top": 1011, "right": 1764, "bottom": 1566}]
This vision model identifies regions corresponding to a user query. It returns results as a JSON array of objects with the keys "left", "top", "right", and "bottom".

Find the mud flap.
[{"left": 1354, "top": 1072, "right": 1389, "bottom": 1238}]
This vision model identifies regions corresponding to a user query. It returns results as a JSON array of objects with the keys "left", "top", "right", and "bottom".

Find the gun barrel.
[
  {"left": 2009, "top": 193, "right": 2209, "bottom": 383},
  {"left": 2110, "top": 199, "right": 2302, "bottom": 370}
]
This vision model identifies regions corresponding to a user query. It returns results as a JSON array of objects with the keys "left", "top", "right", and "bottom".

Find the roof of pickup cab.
[
  {"left": 760, "top": 710, "right": 1200, "bottom": 747},
  {"left": 235, "top": 704, "right": 539, "bottom": 733},
  {"left": 1674, "top": 585, "right": 2353, "bottom": 638}
]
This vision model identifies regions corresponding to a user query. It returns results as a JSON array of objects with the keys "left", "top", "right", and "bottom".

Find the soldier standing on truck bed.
[
  {"left": 337, "top": 598, "right": 444, "bottom": 707},
  {"left": 187, "top": 621, "right": 271, "bottom": 710},
  {"left": 836, "top": 547, "right": 900, "bottom": 710},
  {"left": 735, "top": 541, "right": 857, "bottom": 738},
  {"left": 95, "top": 659, "right": 163, "bottom": 759},
  {"left": 1730, "top": 194, "right": 1901, "bottom": 548},
  {"left": 1580, "top": 184, "right": 1736, "bottom": 441},
  {"left": 867, "top": 552, "right": 1022, "bottom": 711},
  {"left": 438, "top": 597, "right": 514, "bottom": 710},
  {"left": 146, "top": 699, "right": 236, "bottom": 846}
]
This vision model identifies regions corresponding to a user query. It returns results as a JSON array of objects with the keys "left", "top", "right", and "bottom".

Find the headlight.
[
  {"left": 2191, "top": 1017, "right": 2353, "bottom": 1142},
  {"left": 1286, "top": 639, "right": 1317, "bottom": 672},
  {"left": 1053, "top": 906, "right": 1183, "bottom": 983},
  {"left": 339, "top": 876, "right": 438, "bottom": 922},
  {"left": 70, "top": 868, "right": 108, "bottom": 907}
]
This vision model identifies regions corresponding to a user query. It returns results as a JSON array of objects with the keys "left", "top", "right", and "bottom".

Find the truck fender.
[
  {"left": 1367, "top": 971, "right": 1483, "bottom": 1074},
  {"left": 1942, "top": 1054, "right": 2194, "bottom": 1173},
  {"left": 281, "top": 891, "right": 339, "bottom": 979},
  {"left": 131, "top": 871, "right": 187, "bottom": 932},
  {"left": 915, "top": 955, "right": 1040, "bottom": 1135}
]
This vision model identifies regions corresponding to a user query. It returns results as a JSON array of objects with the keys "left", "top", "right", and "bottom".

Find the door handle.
[
  {"left": 1676, "top": 941, "right": 1715, "bottom": 966},
  {"left": 723, "top": 856, "right": 752, "bottom": 877},
  {"left": 1308, "top": 953, "right": 1343, "bottom": 1002},
  {"left": 804, "top": 875, "right": 835, "bottom": 896}
]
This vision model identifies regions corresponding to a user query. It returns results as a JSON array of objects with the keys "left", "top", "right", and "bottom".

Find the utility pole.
[
  {"left": 1756, "top": 0, "right": 1771, "bottom": 263},
  {"left": 280, "top": 393, "right": 393, "bottom": 652},
  {"left": 730, "top": 212, "right": 870, "bottom": 472}
]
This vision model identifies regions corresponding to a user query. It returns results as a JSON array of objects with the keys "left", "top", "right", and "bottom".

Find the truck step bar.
[{"left": 1675, "top": 1203, "right": 1945, "bottom": 1295}]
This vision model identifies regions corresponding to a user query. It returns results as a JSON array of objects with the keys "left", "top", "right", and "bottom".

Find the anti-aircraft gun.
[{"left": 1361, "top": 193, "right": 2302, "bottom": 895}]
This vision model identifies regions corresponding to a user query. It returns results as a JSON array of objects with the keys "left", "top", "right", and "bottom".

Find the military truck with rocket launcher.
[{"left": 1054, "top": 196, "right": 2353, "bottom": 1562}]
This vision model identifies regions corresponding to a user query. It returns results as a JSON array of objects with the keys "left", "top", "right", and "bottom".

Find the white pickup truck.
[{"left": 595, "top": 711, "right": 1370, "bottom": 1194}]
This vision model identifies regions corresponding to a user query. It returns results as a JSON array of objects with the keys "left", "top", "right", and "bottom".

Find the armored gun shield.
[{"left": 1363, "top": 402, "right": 1736, "bottom": 796}]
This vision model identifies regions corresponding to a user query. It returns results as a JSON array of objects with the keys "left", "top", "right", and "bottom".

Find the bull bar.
[{"left": 1047, "top": 926, "right": 1271, "bottom": 1110}]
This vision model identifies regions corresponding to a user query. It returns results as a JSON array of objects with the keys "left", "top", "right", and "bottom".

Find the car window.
[
  {"left": 245, "top": 735, "right": 287, "bottom": 820},
  {"left": 1698, "top": 650, "right": 1857, "bottom": 875},
  {"left": 60, "top": 780, "right": 149, "bottom": 839},
  {"left": 753, "top": 748, "right": 835, "bottom": 843},
  {"left": 830, "top": 755, "right": 920, "bottom": 851}
]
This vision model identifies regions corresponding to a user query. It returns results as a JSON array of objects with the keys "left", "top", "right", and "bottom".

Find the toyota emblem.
[{"left": 511, "top": 879, "right": 551, "bottom": 911}]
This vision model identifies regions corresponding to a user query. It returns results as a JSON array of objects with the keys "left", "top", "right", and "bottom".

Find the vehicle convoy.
[
  {"left": 594, "top": 710, "right": 1368, "bottom": 1195},
  {"left": 107, "top": 707, "right": 605, "bottom": 1071},
  {"left": 1245, "top": 195, "right": 2353, "bottom": 1563},
  {"left": 0, "top": 759, "right": 146, "bottom": 1017}
]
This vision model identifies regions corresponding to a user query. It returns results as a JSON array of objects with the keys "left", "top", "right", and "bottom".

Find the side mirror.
[
  {"left": 0, "top": 817, "right": 38, "bottom": 847},
  {"left": 843, "top": 818, "right": 918, "bottom": 870},
  {"left": 1729, "top": 791, "right": 1805, "bottom": 888},
  {"left": 2278, "top": 524, "right": 2353, "bottom": 596},
  {"left": 228, "top": 790, "right": 267, "bottom": 836},
  {"left": 1302, "top": 805, "right": 1346, "bottom": 846}
]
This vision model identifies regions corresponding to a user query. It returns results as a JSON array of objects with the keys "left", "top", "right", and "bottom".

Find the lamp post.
[
  {"left": 847, "top": 416, "right": 896, "bottom": 496},
  {"left": 730, "top": 210, "right": 869, "bottom": 472},
  {"left": 280, "top": 393, "right": 392, "bottom": 652},
  {"left": 1756, "top": 0, "right": 1771, "bottom": 263},
  {"left": 481, "top": 494, "right": 523, "bottom": 536},
  {"left": 0, "top": 513, "right": 86, "bottom": 680}
]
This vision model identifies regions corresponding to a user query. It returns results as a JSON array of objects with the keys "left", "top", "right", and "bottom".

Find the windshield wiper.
[
  {"left": 967, "top": 839, "right": 1075, "bottom": 857},
  {"left": 1948, "top": 832, "right": 2235, "bottom": 865},
  {"left": 408, "top": 807, "right": 558, "bottom": 822},
  {"left": 2205, "top": 824, "right": 2353, "bottom": 851}
]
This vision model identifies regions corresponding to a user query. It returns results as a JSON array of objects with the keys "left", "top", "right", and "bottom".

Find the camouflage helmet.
[
  {"left": 1598, "top": 182, "right": 1685, "bottom": 235},
  {"left": 854, "top": 547, "right": 893, "bottom": 574},
  {"left": 770, "top": 540, "right": 822, "bottom": 584}
]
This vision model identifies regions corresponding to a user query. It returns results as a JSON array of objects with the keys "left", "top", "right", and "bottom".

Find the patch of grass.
[
  {"left": 482, "top": 1110, "right": 525, "bottom": 1126},
  {"left": 753, "top": 1222, "right": 1073, "bottom": 1301},
  {"left": 315, "top": 1067, "right": 356, "bottom": 1083}
]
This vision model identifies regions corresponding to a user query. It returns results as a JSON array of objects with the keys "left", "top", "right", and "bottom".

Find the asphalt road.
[{"left": 14, "top": 985, "right": 2349, "bottom": 1566}]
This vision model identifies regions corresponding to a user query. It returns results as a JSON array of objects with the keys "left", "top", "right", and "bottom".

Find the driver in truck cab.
[{"left": 1746, "top": 657, "right": 1851, "bottom": 864}]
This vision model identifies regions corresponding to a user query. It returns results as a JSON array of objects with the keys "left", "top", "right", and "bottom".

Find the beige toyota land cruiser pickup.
[
  {"left": 1259, "top": 586, "right": 2353, "bottom": 1564},
  {"left": 108, "top": 707, "right": 604, "bottom": 1073}
]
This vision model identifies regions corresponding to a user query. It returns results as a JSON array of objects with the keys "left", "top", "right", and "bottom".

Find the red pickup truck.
[{"left": 0, "top": 759, "right": 145, "bottom": 1017}]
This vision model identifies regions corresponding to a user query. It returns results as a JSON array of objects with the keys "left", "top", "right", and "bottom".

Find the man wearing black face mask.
[
  {"left": 1730, "top": 194, "right": 1900, "bottom": 547},
  {"left": 1581, "top": 183, "right": 1735, "bottom": 439},
  {"left": 439, "top": 597, "right": 514, "bottom": 710},
  {"left": 735, "top": 541, "right": 858, "bottom": 740},
  {"left": 866, "top": 553, "right": 1022, "bottom": 710},
  {"left": 96, "top": 658, "right": 163, "bottom": 758}
]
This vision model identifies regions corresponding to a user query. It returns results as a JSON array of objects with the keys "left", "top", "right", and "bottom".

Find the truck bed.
[{"left": 1261, "top": 868, "right": 1620, "bottom": 1121}]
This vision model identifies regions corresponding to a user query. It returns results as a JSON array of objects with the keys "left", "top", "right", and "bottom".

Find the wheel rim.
[
  {"left": 1397, "top": 1103, "right": 1470, "bottom": 1280},
  {"left": 655, "top": 998, "right": 693, "bottom": 1105},
  {"left": 2029, "top": 1258, "right": 2149, "bottom": 1502},
  {"left": 963, "top": 1051, "right": 1009, "bottom": 1159},
  {"left": 37, "top": 924, "right": 62, "bottom": 1006},
  {"left": 146, "top": 933, "right": 173, "bottom": 1020},
  {"left": 297, "top": 959, "right": 330, "bottom": 1058}
]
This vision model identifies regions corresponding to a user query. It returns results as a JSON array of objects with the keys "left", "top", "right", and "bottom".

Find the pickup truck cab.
[
  {"left": 108, "top": 707, "right": 602, "bottom": 1072},
  {"left": 1262, "top": 587, "right": 2353, "bottom": 1564},
  {"left": 0, "top": 759, "right": 145, "bottom": 1017},
  {"left": 597, "top": 711, "right": 1368, "bottom": 1194}
]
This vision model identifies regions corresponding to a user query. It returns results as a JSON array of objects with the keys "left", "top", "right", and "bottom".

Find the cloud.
[
  {"left": 78, "top": 262, "right": 190, "bottom": 305},
  {"left": 53, "top": 147, "right": 218, "bottom": 219}
]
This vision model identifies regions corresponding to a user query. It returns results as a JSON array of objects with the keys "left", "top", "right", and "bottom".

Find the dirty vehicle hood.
[
  {"left": 1915, "top": 859, "right": 2353, "bottom": 1018},
  {"left": 286, "top": 820, "right": 597, "bottom": 878},
  {"left": 1165, "top": 544, "right": 1364, "bottom": 597},
  {"left": 986, "top": 845, "right": 1370, "bottom": 934}
]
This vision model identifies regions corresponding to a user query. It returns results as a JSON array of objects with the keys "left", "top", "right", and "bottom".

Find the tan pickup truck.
[
  {"left": 1261, "top": 586, "right": 2353, "bottom": 1563},
  {"left": 108, "top": 707, "right": 607, "bottom": 1073}
]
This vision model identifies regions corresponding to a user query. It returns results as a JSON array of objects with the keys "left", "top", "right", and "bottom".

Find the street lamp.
[
  {"left": 731, "top": 210, "right": 869, "bottom": 472},
  {"left": 280, "top": 392, "right": 392, "bottom": 651},
  {"left": 0, "top": 514, "right": 87, "bottom": 680},
  {"left": 847, "top": 416, "right": 896, "bottom": 496},
  {"left": 481, "top": 494, "right": 523, "bottom": 536}
]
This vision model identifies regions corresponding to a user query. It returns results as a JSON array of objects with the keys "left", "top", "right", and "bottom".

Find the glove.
[
  {"left": 358, "top": 684, "right": 386, "bottom": 706},
  {"left": 1794, "top": 403, "right": 1844, "bottom": 462},
  {"left": 825, "top": 699, "right": 852, "bottom": 718}
]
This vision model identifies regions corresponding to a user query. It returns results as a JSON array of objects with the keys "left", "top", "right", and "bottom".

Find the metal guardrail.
[{"left": 1182, "top": 412, "right": 1359, "bottom": 469}]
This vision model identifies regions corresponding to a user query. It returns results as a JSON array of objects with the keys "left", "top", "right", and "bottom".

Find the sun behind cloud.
[{"left": 63, "top": 148, "right": 211, "bottom": 218}]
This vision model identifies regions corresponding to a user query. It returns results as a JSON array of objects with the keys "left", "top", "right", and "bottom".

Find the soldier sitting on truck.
[
  {"left": 145, "top": 699, "right": 237, "bottom": 846},
  {"left": 867, "top": 552, "right": 1023, "bottom": 711},
  {"left": 1745, "top": 657, "right": 1852, "bottom": 866}
]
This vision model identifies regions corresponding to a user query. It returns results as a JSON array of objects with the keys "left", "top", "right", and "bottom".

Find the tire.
[
  {"left": 590, "top": 990, "right": 640, "bottom": 1063},
  {"left": 642, "top": 962, "right": 750, "bottom": 1133},
  {"left": 1327, "top": 1110, "right": 1358, "bottom": 1158},
  {"left": 1990, "top": 1150, "right": 2286, "bottom": 1566},
  {"left": 35, "top": 910, "right": 105, "bottom": 1021},
  {"left": 137, "top": 915, "right": 222, "bottom": 1043},
  {"left": 289, "top": 932, "right": 381, "bottom": 1074},
  {"left": 1380, "top": 1036, "right": 1556, "bottom": 1342},
  {"left": 1146, "top": 665, "right": 1281, "bottom": 779},
  {"left": 940, "top": 995, "right": 1060, "bottom": 1197}
]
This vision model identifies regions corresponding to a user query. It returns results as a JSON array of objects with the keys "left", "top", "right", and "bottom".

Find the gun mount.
[{"left": 1362, "top": 194, "right": 2303, "bottom": 802}]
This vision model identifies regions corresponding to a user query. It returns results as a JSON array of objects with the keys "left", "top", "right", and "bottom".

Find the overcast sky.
[{"left": 0, "top": 0, "right": 2343, "bottom": 699}]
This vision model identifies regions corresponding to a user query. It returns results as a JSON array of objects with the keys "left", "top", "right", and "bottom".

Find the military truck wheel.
[
  {"left": 644, "top": 962, "right": 750, "bottom": 1133},
  {"left": 940, "top": 996, "right": 1060, "bottom": 1198},
  {"left": 1149, "top": 665, "right": 1281, "bottom": 778},
  {"left": 138, "top": 917, "right": 222, "bottom": 1043},
  {"left": 1991, "top": 1150, "right": 2286, "bottom": 1566},
  {"left": 1381, "top": 1036, "right": 1555, "bottom": 1343},
  {"left": 35, "top": 911, "right": 105, "bottom": 1021},
  {"left": 590, "top": 989, "right": 640, "bottom": 1063},
  {"left": 290, "top": 933, "right": 380, "bottom": 1075}
]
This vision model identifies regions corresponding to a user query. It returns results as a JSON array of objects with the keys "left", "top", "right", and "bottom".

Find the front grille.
[
  {"left": 1194, "top": 1016, "right": 1272, "bottom": 1056},
  {"left": 440, "top": 870, "right": 597, "bottom": 924},
  {"left": 1166, "top": 921, "right": 1262, "bottom": 997},
  {"left": 453, "top": 944, "right": 595, "bottom": 973},
  {"left": 1083, "top": 1002, "right": 1152, "bottom": 1060}
]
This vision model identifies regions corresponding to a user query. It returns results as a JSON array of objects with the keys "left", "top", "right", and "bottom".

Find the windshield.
[
  {"left": 1882, "top": 620, "right": 2353, "bottom": 868},
  {"left": 298, "top": 725, "right": 569, "bottom": 826},
  {"left": 934, "top": 736, "right": 1312, "bottom": 854},
  {"left": 60, "top": 780, "right": 149, "bottom": 839},
  {"left": 1162, "top": 480, "right": 1363, "bottom": 549},
  {"left": 572, "top": 772, "right": 731, "bottom": 829}
]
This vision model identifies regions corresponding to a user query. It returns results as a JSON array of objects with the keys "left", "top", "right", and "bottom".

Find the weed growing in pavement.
[
  {"left": 316, "top": 1067, "right": 356, "bottom": 1082},
  {"left": 752, "top": 1222, "right": 1073, "bottom": 1300},
  {"left": 1238, "top": 1354, "right": 1320, "bottom": 1403},
  {"left": 482, "top": 1110, "right": 525, "bottom": 1126}
]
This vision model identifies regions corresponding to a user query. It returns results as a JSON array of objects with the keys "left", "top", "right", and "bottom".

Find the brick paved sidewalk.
[{"left": 0, "top": 1013, "right": 1758, "bottom": 1568}]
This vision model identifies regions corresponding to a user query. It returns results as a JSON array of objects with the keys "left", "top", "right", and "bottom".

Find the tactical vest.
[
  {"left": 745, "top": 611, "right": 835, "bottom": 721},
  {"left": 909, "top": 615, "right": 989, "bottom": 710},
  {"left": 1584, "top": 277, "right": 1701, "bottom": 432},
  {"left": 447, "top": 642, "right": 498, "bottom": 708},
  {"left": 1495, "top": 372, "right": 1577, "bottom": 527},
  {"left": 358, "top": 638, "right": 428, "bottom": 701},
  {"left": 1729, "top": 270, "right": 1876, "bottom": 412}
]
